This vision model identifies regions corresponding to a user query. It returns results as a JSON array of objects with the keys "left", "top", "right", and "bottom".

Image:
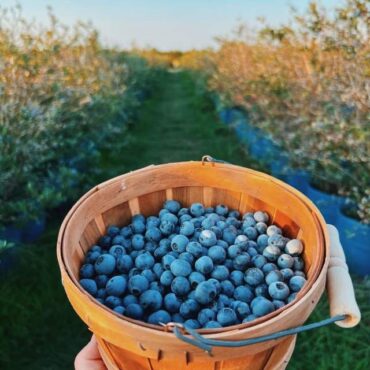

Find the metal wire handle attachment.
[
  {"left": 202, "top": 155, "right": 229, "bottom": 164},
  {"left": 164, "top": 314, "right": 347, "bottom": 355}
]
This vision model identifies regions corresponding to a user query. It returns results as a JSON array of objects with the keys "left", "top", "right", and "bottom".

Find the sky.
[{"left": 1, "top": 0, "right": 341, "bottom": 51}]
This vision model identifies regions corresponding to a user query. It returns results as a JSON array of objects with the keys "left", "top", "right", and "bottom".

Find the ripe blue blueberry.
[
  {"left": 289, "top": 276, "right": 306, "bottom": 292},
  {"left": 208, "top": 278, "right": 222, "bottom": 295},
  {"left": 199, "top": 230, "right": 217, "bottom": 247},
  {"left": 107, "top": 225, "right": 120, "bottom": 237},
  {"left": 146, "top": 216, "right": 160, "bottom": 228},
  {"left": 201, "top": 217, "right": 216, "bottom": 229},
  {"left": 106, "top": 276, "right": 127, "bottom": 296},
  {"left": 210, "top": 226, "right": 222, "bottom": 240},
  {"left": 190, "top": 203, "right": 205, "bottom": 217},
  {"left": 148, "top": 310, "right": 171, "bottom": 325},
  {"left": 217, "top": 308, "right": 237, "bottom": 326},
  {"left": 132, "top": 234, "right": 145, "bottom": 250},
  {"left": 99, "top": 235, "right": 111, "bottom": 248},
  {"left": 234, "top": 285, "right": 254, "bottom": 303},
  {"left": 252, "top": 254, "right": 267, "bottom": 269},
  {"left": 222, "top": 228, "right": 237, "bottom": 245},
  {"left": 243, "top": 226, "right": 258, "bottom": 240},
  {"left": 125, "top": 303, "right": 144, "bottom": 319},
  {"left": 208, "top": 245, "right": 226, "bottom": 264},
  {"left": 132, "top": 214, "right": 145, "bottom": 224},
  {"left": 120, "top": 226, "right": 132, "bottom": 239},
  {"left": 293, "top": 256, "right": 305, "bottom": 271},
  {"left": 159, "top": 220, "right": 176, "bottom": 236},
  {"left": 206, "top": 207, "right": 215, "bottom": 214},
  {"left": 85, "top": 251, "right": 101, "bottom": 264},
  {"left": 179, "top": 252, "right": 194, "bottom": 265},
  {"left": 256, "top": 234, "right": 269, "bottom": 250},
  {"left": 266, "top": 225, "right": 282, "bottom": 236},
  {"left": 253, "top": 211, "right": 269, "bottom": 223},
  {"left": 265, "top": 270, "right": 284, "bottom": 285},
  {"left": 233, "top": 301, "right": 251, "bottom": 319},
  {"left": 145, "top": 242, "right": 157, "bottom": 253},
  {"left": 277, "top": 254, "right": 294, "bottom": 269},
  {"left": 178, "top": 207, "right": 189, "bottom": 216},
  {"left": 171, "top": 235, "right": 189, "bottom": 253},
  {"left": 170, "top": 259, "right": 192, "bottom": 277},
  {"left": 268, "top": 234, "right": 286, "bottom": 249},
  {"left": 145, "top": 227, "right": 162, "bottom": 242},
  {"left": 233, "top": 253, "right": 250, "bottom": 271},
  {"left": 135, "top": 252, "right": 155, "bottom": 270},
  {"left": 227, "top": 245, "right": 243, "bottom": 259},
  {"left": 230, "top": 270, "right": 244, "bottom": 286},
  {"left": 164, "top": 293, "right": 182, "bottom": 313},
  {"left": 251, "top": 296, "right": 275, "bottom": 317},
  {"left": 272, "top": 299, "right": 285, "bottom": 310},
  {"left": 263, "top": 245, "right": 281, "bottom": 261},
  {"left": 160, "top": 270, "right": 174, "bottom": 286},
  {"left": 116, "top": 254, "right": 133, "bottom": 273},
  {"left": 184, "top": 319, "right": 201, "bottom": 329},
  {"left": 95, "top": 254, "right": 116, "bottom": 275},
  {"left": 216, "top": 239, "right": 229, "bottom": 248},
  {"left": 172, "top": 313, "right": 185, "bottom": 323},
  {"left": 287, "top": 292, "right": 297, "bottom": 303},
  {"left": 262, "top": 263, "right": 278, "bottom": 274},
  {"left": 162, "top": 254, "right": 176, "bottom": 270},
  {"left": 211, "top": 265, "right": 229, "bottom": 281},
  {"left": 189, "top": 271, "right": 206, "bottom": 289},
  {"left": 80, "top": 264, "right": 95, "bottom": 279},
  {"left": 255, "top": 222, "right": 268, "bottom": 235},
  {"left": 195, "top": 256, "right": 214, "bottom": 275},
  {"left": 109, "top": 245, "right": 126, "bottom": 258},
  {"left": 97, "top": 289, "right": 106, "bottom": 299},
  {"left": 95, "top": 274, "right": 109, "bottom": 289},
  {"left": 244, "top": 268, "right": 265, "bottom": 286},
  {"left": 204, "top": 321, "right": 222, "bottom": 328},
  {"left": 91, "top": 245, "right": 102, "bottom": 253},
  {"left": 254, "top": 283, "right": 269, "bottom": 298},
  {"left": 180, "top": 299, "right": 200, "bottom": 318},
  {"left": 113, "top": 305, "right": 126, "bottom": 315},
  {"left": 161, "top": 212, "right": 178, "bottom": 224},
  {"left": 198, "top": 308, "right": 216, "bottom": 326},
  {"left": 280, "top": 268, "right": 294, "bottom": 281},
  {"left": 149, "top": 281, "right": 165, "bottom": 295},
  {"left": 122, "top": 294, "right": 138, "bottom": 307},
  {"left": 229, "top": 210, "right": 240, "bottom": 218},
  {"left": 128, "top": 275, "right": 149, "bottom": 296},
  {"left": 164, "top": 200, "right": 181, "bottom": 214},
  {"left": 295, "top": 271, "right": 306, "bottom": 278},
  {"left": 243, "top": 216, "right": 256, "bottom": 228},
  {"left": 224, "top": 258, "right": 233, "bottom": 270},
  {"left": 220, "top": 280, "right": 235, "bottom": 297},
  {"left": 194, "top": 281, "right": 217, "bottom": 305},
  {"left": 180, "top": 214, "right": 192, "bottom": 223},
  {"left": 180, "top": 221, "right": 195, "bottom": 236},
  {"left": 105, "top": 296, "right": 122, "bottom": 309},
  {"left": 80, "top": 279, "right": 98, "bottom": 296},
  {"left": 186, "top": 241, "right": 203, "bottom": 258},
  {"left": 215, "top": 204, "right": 229, "bottom": 216},
  {"left": 268, "top": 281, "right": 290, "bottom": 300},
  {"left": 139, "top": 289, "right": 163, "bottom": 311},
  {"left": 131, "top": 221, "right": 146, "bottom": 234},
  {"left": 171, "top": 276, "right": 191, "bottom": 296},
  {"left": 242, "top": 314, "right": 257, "bottom": 323}
]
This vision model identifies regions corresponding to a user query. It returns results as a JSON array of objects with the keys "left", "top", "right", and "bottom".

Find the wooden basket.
[{"left": 57, "top": 161, "right": 330, "bottom": 370}]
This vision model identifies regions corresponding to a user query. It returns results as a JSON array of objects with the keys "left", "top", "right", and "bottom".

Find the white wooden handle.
[{"left": 326, "top": 224, "right": 361, "bottom": 328}]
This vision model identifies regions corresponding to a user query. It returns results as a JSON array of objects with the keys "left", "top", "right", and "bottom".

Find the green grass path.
[{"left": 0, "top": 70, "right": 368, "bottom": 370}]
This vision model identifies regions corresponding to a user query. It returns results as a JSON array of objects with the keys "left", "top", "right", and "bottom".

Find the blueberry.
[
  {"left": 255, "top": 222, "right": 268, "bottom": 234},
  {"left": 80, "top": 279, "right": 98, "bottom": 296},
  {"left": 195, "top": 256, "right": 214, "bottom": 275},
  {"left": 95, "top": 254, "right": 116, "bottom": 275},
  {"left": 229, "top": 210, "right": 240, "bottom": 218},
  {"left": 280, "top": 268, "right": 294, "bottom": 281},
  {"left": 105, "top": 295, "right": 122, "bottom": 309},
  {"left": 199, "top": 230, "right": 217, "bottom": 247},
  {"left": 254, "top": 283, "right": 269, "bottom": 298},
  {"left": 189, "top": 271, "right": 206, "bottom": 289},
  {"left": 253, "top": 211, "right": 269, "bottom": 223},
  {"left": 216, "top": 220, "right": 227, "bottom": 230},
  {"left": 243, "top": 226, "right": 258, "bottom": 240},
  {"left": 116, "top": 254, "right": 134, "bottom": 273},
  {"left": 289, "top": 276, "right": 306, "bottom": 292},
  {"left": 263, "top": 245, "right": 281, "bottom": 261},
  {"left": 184, "top": 319, "right": 201, "bottom": 329},
  {"left": 285, "top": 239, "right": 303, "bottom": 256},
  {"left": 295, "top": 271, "right": 306, "bottom": 278},
  {"left": 130, "top": 250, "right": 139, "bottom": 260},
  {"left": 109, "top": 245, "right": 126, "bottom": 258},
  {"left": 272, "top": 299, "right": 286, "bottom": 309},
  {"left": 268, "top": 281, "right": 290, "bottom": 300},
  {"left": 128, "top": 275, "right": 149, "bottom": 296},
  {"left": 206, "top": 207, "right": 215, "bottom": 214},
  {"left": 233, "top": 253, "right": 250, "bottom": 271},
  {"left": 266, "top": 225, "right": 282, "bottom": 236},
  {"left": 262, "top": 263, "right": 278, "bottom": 274},
  {"left": 277, "top": 254, "right": 294, "bottom": 269},
  {"left": 198, "top": 308, "right": 216, "bottom": 326},
  {"left": 145, "top": 242, "right": 157, "bottom": 253},
  {"left": 171, "top": 235, "right": 189, "bottom": 253},
  {"left": 252, "top": 254, "right": 267, "bottom": 269},
  {"left": 145, "top": 227, "right": 162, "bottom": 243},
  {"left": 233, "top": 301, "right": 251, "bottom": 319},
  {"left": 208, "top": 245, "right": 226, "bottom": 264},
  {"left": 139, "top": 289, "right": 163, "bottom": 311},
  {"left": 159, "top": 220, "right": 176, "bottom": 236},
  {"left": 106, "top": 276, "right": 127, "bottom": 296},
  {"left": 191, "top": 218, "right": 203, "bottom": 229},
  {"left": 204, "top": 321, "right": 222, "bottom": 328},
  {"left": 234, "top": 234, "right": 248, "bottom": 248},
  {"left": 162, "top": 254, "right": 176, "bottom": 270},
  {"left": 178, "top": 207, "right": 189, "bottom": 217},
  {"left": 159, "top": 208, "right": 170, "bottom": 218},
  {"left": 180, "top": 221, "right": 195, "bottom": 236},
  {"left": 216, "top": 239, "right": 229, "bottom": 248},
  {"left": 230, "top": 270, "right": 244, "bottom": 286},
  {"left": 256, "top": 234, "right": 269, "bottom": 250},
  {"left": 293, "top": 256, "right": 305, "bottom": 271},
  {"left": 220, "top": 280, "right": 235, "bottom": 297},
  {"left": 128, "top": 267, "right": 141, "bottom": 279},
  {"left": 97, "top": 288, "right": 107, "bottom": 299},
  {"left": 194, "top": 281, "right": 217, "bottom": 304},
  {"left": 287, "top": 292, "right": 297, "bottom": 303},
  {"left": 222, "top": 228, "right": 237, "bottom": 245},
  {"left": 265, "top": 270, "right": 284, "bottom": 285},
  {"left": 213, "top": 204, "right": 228, "bottom": 216},
  {"left": 122, "top": 294, "right": 138, "bottom": 307},
  {"left": 217, "top": 294, "right": 231, "bottom": 309},
  {"left": 107, "top": 225, "right": 120, "bottom": 237},
  {"left": 190, "top": 203, "right": 205, "bottom": 217},
  {"left": 113, "top": 305, "right": 126, "bottom": 315},
  {"left": 95, "top": 274, "right": 109, "bottom": 289},
  {"left": 243, "top": 216, "right": 256, "bottom": 228},
  {"left": 172, "top": 313, "right": 185, "bottom": 323},
  {"left": 184, "top": 242, "right": 202, "bottom": 259},
  {"left": 171, "top": 276, "right": 191, "bottom": 296},
  {"left": 180, "top": 214, "right": 192, "bottom": 223},
  {"left": 244, "top": 268, "right": 264, "bottom": 286},
  {"left": 217, "top": 308, "right": 237, "bottom": 326},
  {"left": 132, "top": 221, "right": 146, "bottom": 234},
  {"left": 99, "top": 235, "right": 111, "bottom": 248},
  {"left": 120, "top": 226, "right": 132, "bottom": 239},
  {"left": 157, "top": 271, "right": 173, "bottom": 287},
  {"left": 208, "top": 278, "right": 222, "bottom": 295},
  {"left": 132, "top": 214, "right": 146, "bottom": 224},
  {"left": 91, "top": 245, "right": 102, "bottom": 253},
  {"left": 187, "top": 290, "right": 196, "bottom": 300},
  {"left": 164, "top": 293, "right": 182, "bottom": 313},
  {"left": 125, "top": 303, "right": 144, "bottom": 319},
  {"left": 211, "top": 265, "right": 229, "bottom": 281},
  {"left": 148, "top": 310, "right": 171, "bottom": 325},
  {"left": 234, "top": 285, "right": 254, "bottom": 303},
  {"left": 242, "top": 314, "right": 257, "bottom": 323},
  {"left": 80, "top": 264, "right": 95, "bottom": 279},
  {"left": 149, "top": 281, "right": 165, "bottom": 295},
  {"left": 132, "top": 234, "right": 145, "bottom": 250},
  {"left": 178, "top": 251, "right": 193, "bottom": 264},
  {"left": 153, "top": 263, "right": 164, "bottom": 279},
  {"left": 135, "top": 252, "right": 155, "bottom": 270},
  {"left": 268, "top": 234, "right": 286, "bottom": 249},
  {"left": 170, "top": 259, "right": 192, "bottom": 277},
  {"left": 85, "top": 251, "right": 101, "bottom": 264},
  {"left": 180, "top": 299, "right": 200, "bottom": 318},
  {"left": 161, "top": 212, "right": 178, "bottom": 224},
  {"left": 224, "top": 258, "right": 233, "bottom": 270},
  {"left": 201, "top": 217, "right": 216, "bottom": 229},
  {"left": 164, "top": 200, "right": 181, "bottom": 214},
  {"left": 251, "top": 296, "right": 275, "bottom": 317}
]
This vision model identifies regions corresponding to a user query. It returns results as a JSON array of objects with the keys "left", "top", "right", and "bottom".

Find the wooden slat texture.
[
  {"left": 102, "top": 202, "right": 132, "bottom": 228},
  {"left": 139, "top": 190, "right": 167, "bottom": 216}
]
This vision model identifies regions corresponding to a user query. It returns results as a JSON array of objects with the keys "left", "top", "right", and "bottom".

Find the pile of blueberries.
[{"left": 79, "top": 200, "right": 307, "bottom": 329}]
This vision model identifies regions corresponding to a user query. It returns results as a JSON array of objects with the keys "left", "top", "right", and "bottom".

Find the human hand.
[{"left": 75, "top": 335, "right": 107, "bottom": 370}]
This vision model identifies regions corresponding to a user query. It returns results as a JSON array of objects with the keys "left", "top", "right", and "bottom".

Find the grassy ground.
[{"left": 0, "top": 70, "right": 369, "bottom": 370}]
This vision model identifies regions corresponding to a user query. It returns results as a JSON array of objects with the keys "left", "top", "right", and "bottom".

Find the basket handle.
[
  {"left": 202, "top": 155, "right": 229, "bottom": 164},
  {"left": 167, "top": 225, "right": 360, "bottom": 355}
]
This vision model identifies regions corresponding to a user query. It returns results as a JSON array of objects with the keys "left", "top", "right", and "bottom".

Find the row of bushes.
[
  {"left": 0, "top": 7, "right": 155, "bottom": 239},
  {"left": 207, "top": 0, "right": 369, "bottom": 224}
]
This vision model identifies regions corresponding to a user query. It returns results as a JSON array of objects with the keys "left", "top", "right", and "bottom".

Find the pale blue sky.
[{"left": 1, "top": 0, "right": 341, "bottom": 50}]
